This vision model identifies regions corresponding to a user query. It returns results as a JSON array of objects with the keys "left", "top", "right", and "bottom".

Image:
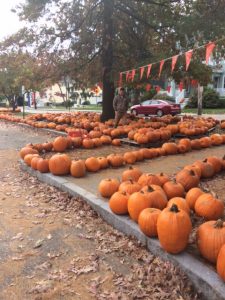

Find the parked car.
[{"left": 130, "top": 99, "right": 181, "bottom": 117}]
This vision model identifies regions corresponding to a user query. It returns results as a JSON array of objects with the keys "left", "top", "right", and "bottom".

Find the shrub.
[
  {"left": 187, "top": 87, "right": 224, "bottom": 108},
  {"left": 81, "top": 100, "right": 91, "bottom": 105}
]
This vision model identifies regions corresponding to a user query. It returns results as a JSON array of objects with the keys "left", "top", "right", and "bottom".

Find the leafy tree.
[{"left": 2, "top": 0, "right": 225, "bottom": 117}]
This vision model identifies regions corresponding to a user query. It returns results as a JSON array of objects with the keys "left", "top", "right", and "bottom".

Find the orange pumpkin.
[
  {"left": 195, "top": 193, "right": 224, "bottom": 220},
  {"left": 122, "top": 166, "right": 142, "bottom": 182},
  {"left": 112, "top": 139, "right": 121, "bottom": 146},
  {"left": 138, "top": 208, "right": 161, "bottom": 237},
  {"left": 167, "top": 197, "right": 190, "bottom": 214},
  {"left": 205, "top": 156, "right": 222, "bottom": 173},
  {"left": 217, "top": 244, "right": 225, "bottom": 282},
  {"left": 36, "top": 158, "right": 49, "bottom": 173},
  {"left": 197, "top": 220, "right": 225, "bottom": 263},
  {"left": 109, "top": 191, "right": 129, "bottom": 214},
  {"left": 175, "top": 169, "right": 200, "bottom": 191},
  {"left": 119, "top": 180, "right": 141, "bottom": 194},
  {"left": 128, "top": 191, "right": 152, "bottom": 222},
  {"left": 20, "top": 147, "right": 39, "bottom": 159},
  {"left": 97, "top": 157, "right": 109, "bottom": 169},
  {"left": 85, "top": 157, "right": 101, "bottom": 172},
  {"left": 24, "top": 154, "right": 40, "bottom": 166},
  {"left": 162, "top": 143, "right": 178, "bottom": 155},
  {"left": 123, "top": 152, "right": 136, "bottom": 164},
  {"left": 185, "top": 187, "right": 204, "bottom": 210},
  {"left": 107, "top": 154, "right": 124, "bottom": 167},
  {"left": 157, "top": 204, "right": 192, "bottom": 254},
  {"left": 53, "top": 136, "right": 68, "bottom": 152},
  {"left": 31, "top": 156, "right": 41, "bottom": 170},
  {"left": 163, "top": 181, "right": 185, "bottom": 199},
  {"left": 141, "top": 185, "right": 168, "bottom": 210},
  {"left": 70, "top": 160, "right": 86, "bottom": 177},
  {"left": 156, "top": 173, "right": 170, "bottom": 186},
  {"left": 138, "top": 173, "right": 162, "bottom": 187},
  {"left": 98, "top": 178, "right": 120, "bottom": 198},
  {"left": 49, "top": 154, "right": 71, "bottom": 175}
]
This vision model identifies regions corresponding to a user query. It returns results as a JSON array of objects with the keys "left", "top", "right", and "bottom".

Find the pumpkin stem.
[
  {"left": 190, "top": 169, "right": 196, "bottom": 176},
  {"left": 170, "top": 204, "right": 180, "bottom": 213},
  {"left": 147, "top": 186, "right": 154, "bottom": 192},
  {"left": 214, "top": 219, "right": 224, "bottom": 228},
  {"left": 129, "top": 166, "right": 134, "bottom": 170},
  {"left": 160, "top": 172, "right": 164, "bottom": 176}
]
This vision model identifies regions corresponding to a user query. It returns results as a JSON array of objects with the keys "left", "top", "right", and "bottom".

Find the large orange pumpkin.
[
  {"left": 195, "top": 193, "right": 224, "bottom": 220},
  {"left": 157, "top": 204, "right": 192, "bottom": 254},
  {"left": 197, "top": 220, "right": 225, "bottom": 263},
  {"left": 49, "top": 154, "right": 71, "bottom": 175}
]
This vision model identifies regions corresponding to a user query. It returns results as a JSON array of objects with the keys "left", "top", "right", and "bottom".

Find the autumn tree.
[{"left": 2, "top": 0, "right": 225, "bottom": 117}]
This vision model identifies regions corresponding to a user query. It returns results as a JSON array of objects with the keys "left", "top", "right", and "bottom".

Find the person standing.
[{"left": 113, "top": 87, "right": 129, "bottom": 128}]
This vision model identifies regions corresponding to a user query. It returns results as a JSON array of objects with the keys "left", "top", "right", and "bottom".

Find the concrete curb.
[
  {"left": 1, "top": 120, "right": 67, "bottom": 136},
  {"left": 20, "top": 161, "right": 225, "bottom": 300}
]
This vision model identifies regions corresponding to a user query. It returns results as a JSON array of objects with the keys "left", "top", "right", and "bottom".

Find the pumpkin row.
[{"left": 97, "top": 158, "right": 225, "bottom": 282}]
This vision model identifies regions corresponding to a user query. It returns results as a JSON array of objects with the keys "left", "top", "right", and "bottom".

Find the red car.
[{"left": 130, "top": 99, "right": 181, "bottom": 117}]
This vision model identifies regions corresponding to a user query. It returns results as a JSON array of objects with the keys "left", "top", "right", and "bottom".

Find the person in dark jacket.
[{"left": 113, "top": 88, "right": 129, "bottom": 127}]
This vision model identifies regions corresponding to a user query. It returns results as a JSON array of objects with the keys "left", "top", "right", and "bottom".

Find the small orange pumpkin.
[
  {"left": 85, "top": 157, "right": 101, "bottom": 172},
  {"left": 138, "top": 208, "right": 161, "bottom": 237},
  {"left": 70, "top": 160, "right": 86, "bottom": 177},
  {"left": 109, "top": 191, "right": 129, "bottom": 214},
  {"left": 122, "top": 166, "right": 142, "bottom": 182},
  {"left": 98, "top": 178, "right": 120, "bottom": 198}
]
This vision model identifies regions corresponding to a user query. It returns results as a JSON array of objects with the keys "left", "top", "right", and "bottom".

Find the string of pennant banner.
[{"left": 119, "top": 37, "right": 225, "bottom": 87}]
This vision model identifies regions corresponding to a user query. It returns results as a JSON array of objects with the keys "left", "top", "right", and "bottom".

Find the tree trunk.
[
  {"left": 101, "top": 0, "right": 115, "bottom": 122},
  {"left": 197, "top": 84, "right": 203, "bottom": 115},
  {"left": 33, "top": 91, "right": 37, "bottom": 109}
]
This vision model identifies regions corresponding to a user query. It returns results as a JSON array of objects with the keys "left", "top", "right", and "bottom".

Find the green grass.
[{"left": 183, "top": 108, "right": 225, "bottom": 114}]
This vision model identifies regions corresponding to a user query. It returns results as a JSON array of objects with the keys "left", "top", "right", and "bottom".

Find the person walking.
[{"left": 113, "top": 88, "right": 129, "bottom": 128}]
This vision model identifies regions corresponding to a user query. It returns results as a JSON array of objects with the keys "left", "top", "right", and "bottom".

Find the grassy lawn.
[{"left": 183, "top": 108, "right": 225, "bottom": 114}]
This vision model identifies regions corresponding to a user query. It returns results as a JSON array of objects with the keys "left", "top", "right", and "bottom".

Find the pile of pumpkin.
[
  {"left": 20, "top": 130, "right": 225, "bottom": 177},
  {"left": 98, "top": 156, "right": 225, "bottom": 282}
]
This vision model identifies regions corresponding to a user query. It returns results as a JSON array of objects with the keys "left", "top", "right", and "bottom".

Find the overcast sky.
[{"left": 0, "top": 0, "right": 25, "bottom": 40}]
